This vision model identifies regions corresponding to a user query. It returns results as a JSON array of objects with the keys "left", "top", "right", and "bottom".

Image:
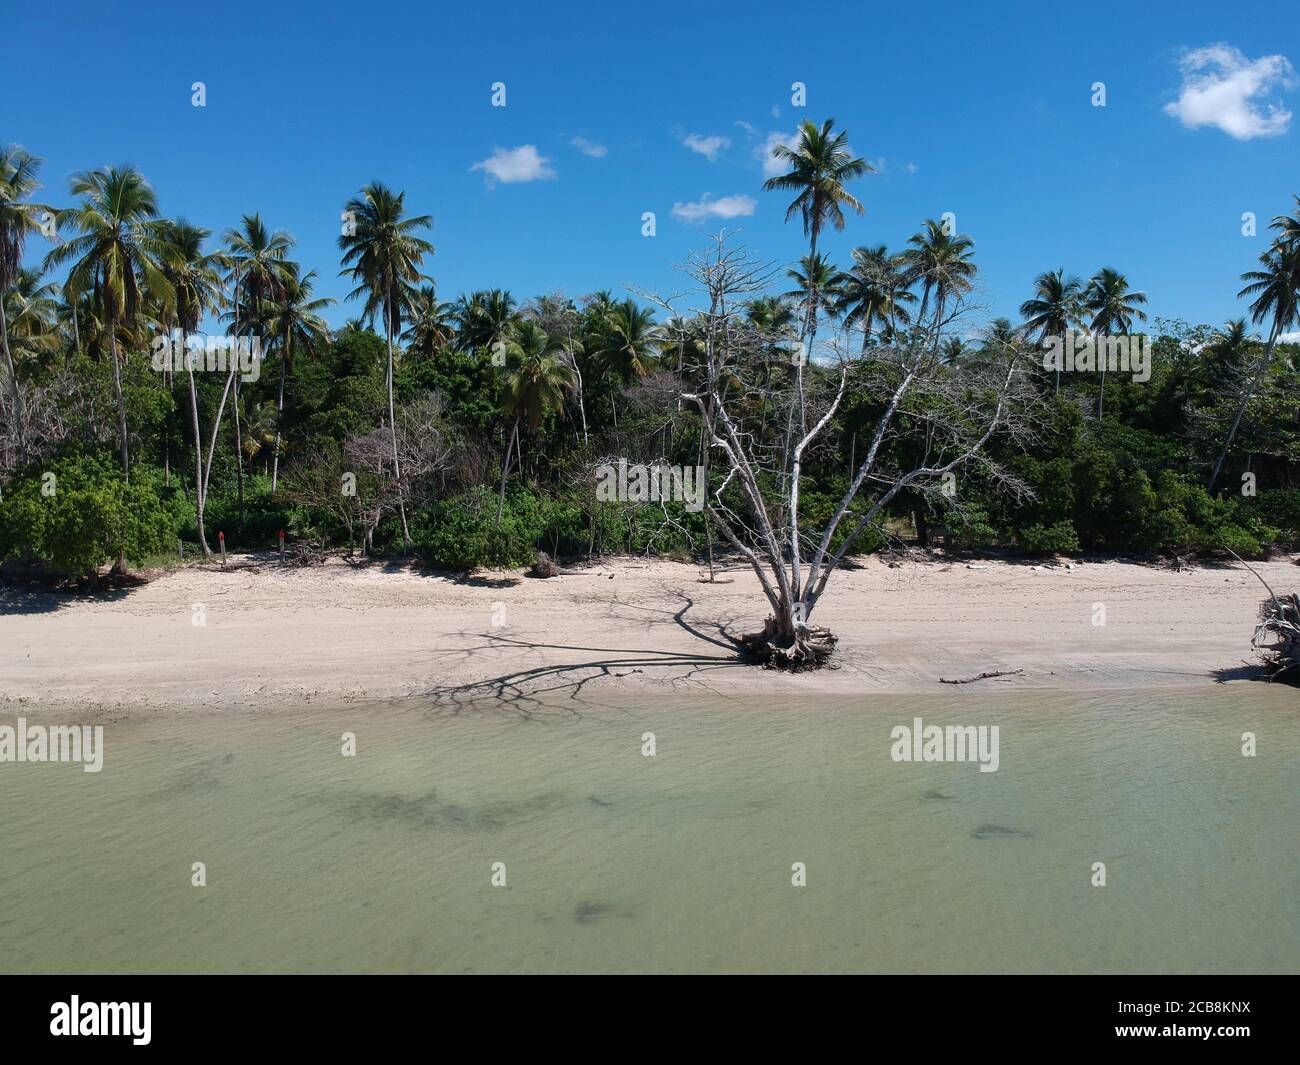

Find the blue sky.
[{"left": 5, "top": 0, "right": 1298, "bottom": 337}]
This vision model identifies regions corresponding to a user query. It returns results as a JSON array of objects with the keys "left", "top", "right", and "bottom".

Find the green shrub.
[
  {"left": 946, "top": 504, "right": 998, "bottom": 548},
  {"left": 1211, "top": 524, "right": 1264, "bottom": 557},
  {"left": 414, "top": 486, "right": 543, "bottom": 571},
  {"left": 203, "top": 474, "right": 295, "bottom": 551},
  {"left": 0, "top": 453, "right": 177, "bottom": 578},
  {"left": 1018, "top": 520, "right": 1080, "bottom": 555},
  {"left": 1256, "top": 488, "right": 1300, "bottom": 543}
]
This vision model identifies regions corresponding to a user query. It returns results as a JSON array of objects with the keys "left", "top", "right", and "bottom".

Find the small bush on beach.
[
  {"left": 0, "top": 452, "right": 177, "bottom": 580},
  {"left": 414, "top": 486, "right": 543, "bottom": 571}
]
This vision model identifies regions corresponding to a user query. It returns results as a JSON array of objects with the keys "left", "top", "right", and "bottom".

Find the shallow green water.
[{"left": 0, "top": 688, "right": 1296, "bottom": 973}]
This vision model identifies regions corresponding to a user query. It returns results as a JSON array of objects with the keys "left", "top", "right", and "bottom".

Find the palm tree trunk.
[
  {"left": 0, "top": 296, "right": 26, "bottom": 466},
  {"left": 1208, "top": 320, "right": 1281, "bottom": 491},
  {"left": 570, "top": 344, "right": 588, "bottom": 446},
  {"left": 163, "top": 360, "right": 171, "bottom": 487},
  {"left": 497, "top": 417, "right": 519, "bottom": 524},
  {"left": 203, "top": 368, "right": 236, "bottom": 515},
  {"left": 271, "top": 333, "right": 289, "bottom": 493},
  {"left": 183, "top": 330, "right": 211, "bottom": 557},
  {"left": 779, "top": 228, "right": 819, "bottom": 539},
  {"left": 232, "top": 373, "right": 245, "bottom": 527},
  {"left": 385, "top": 311, "right": 411, "bottom": 551},
  {"left": 230, "top": 269, "right": 246, "bottom": 527},
  {"left": 1097, "top": 331, "right": 1106, "bottom": 420},
  {"left": 108, "top": 318, "right": 130, "bottom": 482}
]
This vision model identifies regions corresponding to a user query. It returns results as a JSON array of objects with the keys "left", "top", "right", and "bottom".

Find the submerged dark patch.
[
  {"left": 334, "top": 788, "right": 567, "bottom": 832},
  {"left": 574, "top": 900, "right": 635, "bottom": 924},
  {"left": 972, "top": 823, "right": 1033, "bottom": 840}
]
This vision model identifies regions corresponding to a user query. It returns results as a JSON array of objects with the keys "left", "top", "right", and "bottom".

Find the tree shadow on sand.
[
  {"left": 0, "top": 575, "right": 146, "bottom": 615},
  {"left": 418, "top": 591, "right": 749, "bottom": 716}
]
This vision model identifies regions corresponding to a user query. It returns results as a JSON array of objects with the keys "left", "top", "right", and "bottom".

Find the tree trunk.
[
  {"left": 183, "top": 329, "right": 211, "bottom": 557},
  {"left": 108, "top": 319, "right": 130, "bottom": 482},
  {"left": 386, "top": 310, "right": 411, "bottom": 551},
  {"left": 1208, "top": 320, "right": 1281, "bottom": 491},
  {"left": 497, "top": 417, "right": 519, "bottom": 524},
  {"left": 232, "top": 373, "right": 245, "bottom": 529},
  {"left": 571, "top": 347, "right": 588, "bottom": 446},
  {"left": 202, "top": 367, "right": 236, "bottom": 523},
  {"left": 272, "top": 333, "right": 289, "bottom": 493},
  {"left": 0, "top": 296, "right": 25, "bottom": 466},
  {"left": 739, "top": 606, "right": 837, "bottom": 670},
  {"left": 1097, "top": 330, "right": 1106, "bottom": 420}
]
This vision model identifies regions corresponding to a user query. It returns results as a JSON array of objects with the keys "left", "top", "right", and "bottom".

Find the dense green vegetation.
[{"left": 1, "top": 132, "right": 1298, "bottom": 583}]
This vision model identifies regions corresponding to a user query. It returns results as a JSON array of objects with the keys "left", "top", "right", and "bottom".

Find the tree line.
[{"left": 1, "top": 122, "right": 1297, "bottom": 603}]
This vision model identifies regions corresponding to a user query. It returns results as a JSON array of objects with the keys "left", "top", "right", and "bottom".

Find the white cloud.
[
  {"left": 471, "top": 145, "right": 556, "bottom": 185},
  {"left": 1164, "top": 43, "right": 1295, "bottom": 140},
  {"left": 570, "top": 137, "right": 607, "bottom": 158},
  {"left": 671, "top": 194, "right": 758, "bottom": 223},
  {"left": 682, "top": 133, "right": 730, "bottom": 161},
  {"left": 770, "top": 104, "right": 781, "bottom": 118},
  {"left": 734, "top": 119, "right": 758, "bottom": 136},
  {"left": 903, "top": 161, "right": 919, "bottom": 175},
  {"left": 1279, "top": 331, "right": 1300, "bottom": 344},
  {"left": 758, "top": 131, "right": 798, "bottom": 178}
]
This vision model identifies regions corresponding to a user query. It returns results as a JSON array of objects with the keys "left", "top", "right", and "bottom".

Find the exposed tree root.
[
  {"left": 739, "top": 615, "right": 838, "bottom": 671},
  {"left": 1227, "top": 548, "right": 1300, "bottom": 685},
  {"left": 1253, "top": 593, "right": 1300, "bottom": 685}
]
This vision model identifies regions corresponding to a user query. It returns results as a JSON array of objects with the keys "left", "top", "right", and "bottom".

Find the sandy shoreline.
[{"left": 1, "top": 553, "right": 1295, "bottom": 715}]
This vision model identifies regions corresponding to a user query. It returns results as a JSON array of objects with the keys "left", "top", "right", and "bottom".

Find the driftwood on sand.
[
  {"left": 528, "top": 552, "right": 610, "bottom": 579},
  {"left": 938, "top": 668, "right": 1025, "bottom": 685}
]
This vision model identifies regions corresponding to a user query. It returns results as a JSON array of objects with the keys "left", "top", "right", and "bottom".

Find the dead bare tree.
[
  {"left": 286, "top": 394, "right": 454, "bottom": 556},
  {"left": 676, "top": 232, "right": 1036, "bottom": 669}
]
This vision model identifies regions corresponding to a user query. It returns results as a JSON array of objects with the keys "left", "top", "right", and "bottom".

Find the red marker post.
[
  {"left": 278, "top": 529, "right": 285, "bottom": 563},
  {"left": 218, "top": 531, "right": 226, "bottom": 567}
]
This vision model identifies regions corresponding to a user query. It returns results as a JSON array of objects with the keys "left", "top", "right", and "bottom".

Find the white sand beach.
[{"left": 2, "top": 553, "right": 1294, "bottom": 715}]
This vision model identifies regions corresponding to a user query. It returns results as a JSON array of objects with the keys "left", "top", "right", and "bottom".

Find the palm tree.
[
  {"left": 588, "top": 298, "right": 662, "bottom": 425},
  {"left": 900, "top": 219, "right": 976, "bottom": 350},
  {"left": 1020, "top": 269, "right": 1084, "bottom": 393},
  {"left": 1, "top": 268, "right": 61, "bottom": 403},
  {"left": 784, "top": 254, "right": 842, "bottom": 334},
  {"left": 1208, "top": 241, "right": 1300, "bottom": 490},
  {"left": 744, "top": 296, "right": 798, "bottom": 422},
  {"left": 763, "top": 120, "right": 868, "bottom": 525},
  {"left": 401, "top": 283, "right": 456, "bottom": 356},
  {"left": 339, "top": 183, "right": 433, "bottom": 551},
  {"left": 224, "top": 214, "right": 295, "bottom": 523},
  {"left": 159, "top": 220, "right": 226, "bottom": 554},
  {"left": 1, "top": 146, "right": 53, "bottom": 465},
  {"left": 240, "top": 401, "right": 279, "bottom": 475},
  {"left": 762, "top": 118, "right": 870, "bottom": 347},
  {"left": 44, "top": 166, "right": 170, "bottom": 481},
  {"left": 1207, "top": 318, "right": 1251, "bottom": 376},
  {"left": 497, "top": 320, "right": 575, "bottom": 521},
  {"left": 1084, "top": 267, "right": 1147, "bottom": 418},
  {"left": 940, "top": 336, "right": 967, "bottom": 365},
  {"left": 1270, "top": 194, "right": 1300, "bottom": 247},
  {"left": 262, "top": 265, "right": 333, "bottom": 492},
  {"left": 454, "top": 288, "right": 516, "bottom": 351},
  {"left": 970, "top": 317, "right": 1022, "bottom": 373},
  {"left": 834, "top": 245, "right": 914, "bottom": 348}
]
